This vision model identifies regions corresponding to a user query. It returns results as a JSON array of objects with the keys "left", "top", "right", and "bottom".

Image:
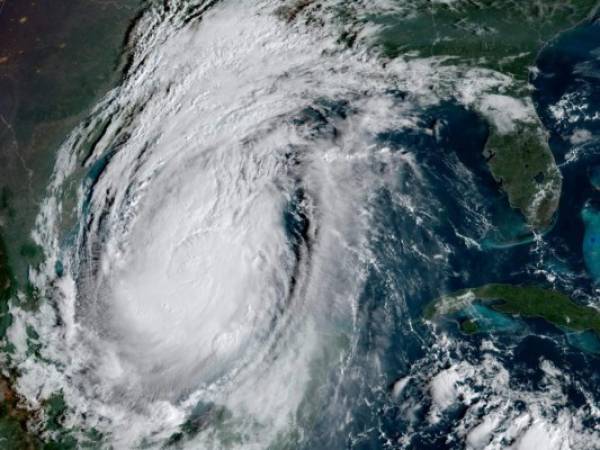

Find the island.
[{"left": 424, "top": 283, "right": 600, "bottom": 335}]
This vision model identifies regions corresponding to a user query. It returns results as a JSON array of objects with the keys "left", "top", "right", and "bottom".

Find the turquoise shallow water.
[
  {"left": 4, "top": 2, "right": 600, "bottom": 449},
  {"left": 460, "top": 303, "right": 523, "bottom": 333},
  {"left": 566, "top": 330, "right": 600, "bottom": 354},
  {"left": 582, "top": 205, "right": 600, "bottom": 282}
]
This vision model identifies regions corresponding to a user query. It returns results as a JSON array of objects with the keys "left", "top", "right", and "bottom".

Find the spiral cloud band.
[{"left": 6, "top": 1, "right": 599, "bottom": 449}]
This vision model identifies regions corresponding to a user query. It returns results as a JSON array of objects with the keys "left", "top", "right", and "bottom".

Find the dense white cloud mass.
[{"left": 4, "top": 1, "right": 598, "bottom": 449}]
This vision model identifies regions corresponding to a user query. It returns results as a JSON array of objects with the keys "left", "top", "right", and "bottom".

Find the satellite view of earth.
[{"left": 1, "top": 0, "right": 600, "bottom": 448}]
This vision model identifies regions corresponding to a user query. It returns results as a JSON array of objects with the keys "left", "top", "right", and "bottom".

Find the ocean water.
[{"left": 3, "top": 1, "right": 600, "bottom": 449}]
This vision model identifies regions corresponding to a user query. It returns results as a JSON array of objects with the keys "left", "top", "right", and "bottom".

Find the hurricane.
[{"left": 3, "top": 0, "right": 600, "bottom": 449}]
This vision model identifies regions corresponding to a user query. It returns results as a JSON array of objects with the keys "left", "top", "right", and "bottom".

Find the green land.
[
  {"left": 484, "top": 124, "right": 562, "bottom": 230},
  {"left": 0, "top": 236, "right": 13, "bottom": 341},
  {"left": 0, "top": 0, "right": 143, "bottom": 281},
  {"left": 425, "top": 283, "right": 600, "bottom": 335},
  {"left": 459, "top": 319, "right": 480, "bottom": 334},
  {"left": 373, "top": 0, "right": 598, "bottom": 80},
  {"left": 2, "top": 0, "right": 599, "bottom": 446},
  {"left": 0, "top": 0, "right": 144, "bottom": 447},
  {"left": 372, "top": 0, "right": 599, "bottom": 231},
  {"left": 294, "top": 0, "right": 600, "bottom": 231}
]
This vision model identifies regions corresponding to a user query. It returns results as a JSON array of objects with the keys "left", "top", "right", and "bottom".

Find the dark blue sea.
[{"left": 299, "top": 17, "right": 600, "bottom": 450}]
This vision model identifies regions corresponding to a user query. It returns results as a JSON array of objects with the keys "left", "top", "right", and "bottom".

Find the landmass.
[
  {"left": 484, "top": 123, "right": 562, "bottom": 230},
  {"left": 0, "top": 0, "right": 143, "bottom": 281},
  {"left": 425, "top": 283, "right": 600, "bottom": 335},
  {"left": 459, "top": 319, "right": 480, "bottom": 335},
  {"left": 2, "top": 0, "right": 599, "bottom": 446},
  {"left": 0, "top": 1, "right": 145, "bottom": 446},
  {"left": 0, "top": 235, "right": 12, "bottom": 340},
  {"left": 375, "top": 0, "right": 599, "bottom": 80},
  {"left": 373, "top": 0, "right": 598, "bottom": 231},
  {"left": 300, "top": 0, "right": 599, "bottom": 231}
]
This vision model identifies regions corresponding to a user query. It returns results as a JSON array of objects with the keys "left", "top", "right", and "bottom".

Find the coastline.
[
  {"left": 0, "top": 0, "right": 144, "bottom": 282},
  {"left": 0, "top": 1, "right": 144, "bottom": 445}
]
